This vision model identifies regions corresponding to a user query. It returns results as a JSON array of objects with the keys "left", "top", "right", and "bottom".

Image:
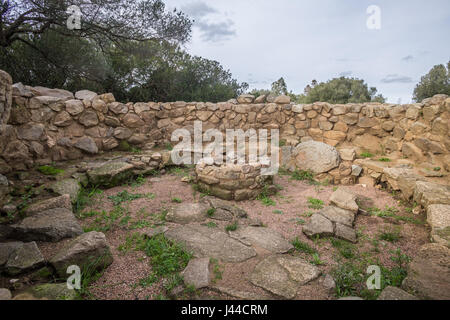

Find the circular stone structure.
[{"left": 195, "top": 161, "right": 274, "bottom": 201}]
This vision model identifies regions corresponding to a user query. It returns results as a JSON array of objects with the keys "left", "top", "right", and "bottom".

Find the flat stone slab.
[
  {"left": 302, "top": 214, "right": 334, "bottom": 238},
  {"left": 24, "top": 195, "right": 72, "bottom": 216},
  {"left": 49, "top": 179, "right": 80, "bottom": 204},
  {"left": 250, "top": 255, "right": 320, "bottom": 299},
  {"left": 11, "top": 208, "right": 83, "bottom": 242},
  {"left": 165, "top": 225, "right": 256, "bottom": 263},
  {"left": 201, "top": 197, "right": 248, "bottom": 221},
  {"left": 5, "top": 242, "right": 45, "bottom": 275},
  {"left": 87, "top": 161, "right": 135, "bottom": 187},
  {"left": 414, "top": 181, "right": 450, "bottom": 207},
  {"left": 166, "top": 203, "right": 209, "bottom": 224},
  {"left": 427, "top": 204, "right": 450, "bottom": 230},
  {"left": 182, "top": 257, "right": 210, "bottom": 289},
  {"left": 402, "top": 243, "right": 450, "bottom": 300},
  {"left": 50, "top": 231, "right": 113, "bottom": 278},
  {"left": 319, "top": 206, "right": 355, "bottom": 227},
  {"left": 230, "top": 227, "right": 293, "bottom": 253},
  {"left": 0, "top": 241, "right": 23, "bottom": 267},
  {"left": 377, "top": 286, "right": 418, "bottom": 300},
  {"left": 330, "top": 189, "right": 359, "bottom": 213}
]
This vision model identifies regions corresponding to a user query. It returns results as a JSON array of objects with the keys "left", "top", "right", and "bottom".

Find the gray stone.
[
  {"left": 87, "top": 161, "right": 135, "bottom": 187},
  {"left": 351, "top": 165, "right": 362, "bottom": 177},
  {"left": 230, "top": 226, "right": 293, "bottom": 253},
  {"left": 31, "top": 86, "right": 73, "bottom": 100},
  {"left": 335, "top": 223, "right": 357, "bottom": 243},
  {"left": 427, "top": 204, "right": 450, "bottom": 231},
  {"left": 201, "top": 196, "right": 248, "bottom": 221},
  {"left": 5, "top": 242, "right": 45, "bottom": 275},
  {"left": 50, "top": 231, "right": 113, "bottom": 278},
  {"left": 319, "top": 206, "right": 355, "bottom": 227},
  {"left": 166, "top": 203, "right": 209, "bottom": 224},
  {"left": 165, "top": 225, "right": 256, "bottom": 263},
  {"left": 302, "top": 214, "right": 334, "bottom": 238},
  {"left": 402, "top": 243, "right": 450, "bottom": 300},
  {"left": 182, "top": 257, "right": 210, "bottom": 289},
  {"left": 237, "top": 94, "right": 255, "bottom": 104},
  {"left": 0, "top": 288, "right": 12, "bottom": 300},
  {"left": 16, "top": 123, "right": 45, "bottom": 141},
  {"left": 321, "top": 274, "right": 336, "bottom": 293},
  {"left": 75, "top": 90, "right": 97, "bottom": 101},
  {"left": 377, "top": 286, "right": 418, "bottom": 300},
  {"left": 414, "top": 181, "right": 450, "bottom": 207},
  {"left": 65, "top": 99, "right": 84, "bottom": 115},
  {"left": 49, "top": 179, "right": 80, "bottom": 204},
  {"left": 24, "top": 195, "right": 72, "bottom": 216},
  {"left": 0, "top": 241, "right": 23, "bottom": 266},
  {"left": 250, "top": 255, "right": 320, "bottom": 299},
  {"left": 293, "top": 141, "right": 340, "bottom": 174},
  {"left": 330, "top": 189, "right": 359, "bottom": 213},
  {"left": 143, "top": 226, "right": 168, "bottom": 239},
  {"left": 74, "top": 136, "right": 98, "bottom": 154},
  {"left": 14, "top": 283, "right": 77, "bottom": 300},
  {"left": 11, "top": 208, "right": 83, "bottom": 242}
]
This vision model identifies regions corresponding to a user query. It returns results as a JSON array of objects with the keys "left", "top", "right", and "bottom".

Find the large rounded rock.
[
  {"left": 50, "top": 231, "right": 113, "bottom": 278},
  {"left": 292, "top": 141, "right": 340, "bottom": 174}
]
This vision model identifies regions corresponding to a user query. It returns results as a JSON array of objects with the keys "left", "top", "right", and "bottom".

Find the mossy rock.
[{"left": 86, "top": 161, "right": 135, "bottom": 188}]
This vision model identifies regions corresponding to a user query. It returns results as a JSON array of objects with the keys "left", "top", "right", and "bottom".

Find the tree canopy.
[
  {"left": 413, "top": 61, "right": 450, "bottom": 102},
  {"left": 0, "top": 0, "right": 192, "bottom": 48},
  {"left": 0, "top": 1, "right": 248, "bottom": 102},
  {"left": 249, "top": 77, "right": 385, "bottom": 104},
  {"left": 299, "top": 77, "right": 386, "bottom": 104}
]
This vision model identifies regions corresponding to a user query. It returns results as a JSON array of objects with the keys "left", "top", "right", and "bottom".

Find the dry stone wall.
[{"left": 0, "top": 69, "right": 449, "bottom": 186}]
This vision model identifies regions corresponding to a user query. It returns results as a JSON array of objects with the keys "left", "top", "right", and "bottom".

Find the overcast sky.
[{"left": 165, "top": 0, "right": 450, "bottom": 103}]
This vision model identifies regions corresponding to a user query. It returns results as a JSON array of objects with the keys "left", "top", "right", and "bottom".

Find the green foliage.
[
  {"left": 273, "top": 209, "right": 284, "bottom": 215},
  {"left": 413, "top": 60, "right": 450, "bottom": 102},
  {"left": 206, "top": 208, "right": 216, "bottom": 217},
  {"left": 307, "top": 197, "right": 324, "bottom": 210},
  {"left": 300, "top": 77, "right": 386, "bottom": 104},
  {"left": 0, "top": 31, "right": 247, "bottom": 103},
  {"left": 225, "top": 221, "right": 238, "bottom": 232},
  {"left": 291, "top": 170, "right": 316, "bottom": 183},
  {"left": 37, "top": 165, "right": 64, "bottom": 176},
  {"left": 171, "top": 197, "right": 182, "bottom": 203},
  {"left": 203, "top": 222, "right": 217, "bottom": 228},
  {"left": 74, "top": 187, "right": 102, "bottom": 214},
  {"left": 378, "top": 158, "right": 391, "bottom": 162},
  {"left": 108, "top": 190, "right": 153, "bottom": 206},
  {"left": 368, "top": 206, "right": 423, "bottom": 225},
  {"left": 140, "top": 234, "right": 192, "bottom": 276},
  {"left": 360, "top": 151, "right": 374, "bottom": 158},
  {"left": 292, "top": 238, "right": 317, "bottom": 255},
  {"left": 310, "top": 253, "right": 325, "bottom": 266},
  {"left": 210, "top": 258, "right": 223, "bottom": 283},
  {"left": 378, "top": 228, "right": 401, "bottom": 242}
]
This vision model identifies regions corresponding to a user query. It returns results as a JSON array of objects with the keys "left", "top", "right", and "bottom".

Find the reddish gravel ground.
[{"left": 37, "top": 169, "right": 429, "bottom": 300}]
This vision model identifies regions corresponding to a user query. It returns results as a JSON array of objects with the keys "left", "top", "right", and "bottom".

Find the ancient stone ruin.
[{"left": 0, "top": 69, "right": 449, "bottom": 300}]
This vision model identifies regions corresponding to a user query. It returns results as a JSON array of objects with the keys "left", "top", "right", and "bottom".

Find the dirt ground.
[{"left": 36, "top": 168, "right": 430, "bottom": 300}]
